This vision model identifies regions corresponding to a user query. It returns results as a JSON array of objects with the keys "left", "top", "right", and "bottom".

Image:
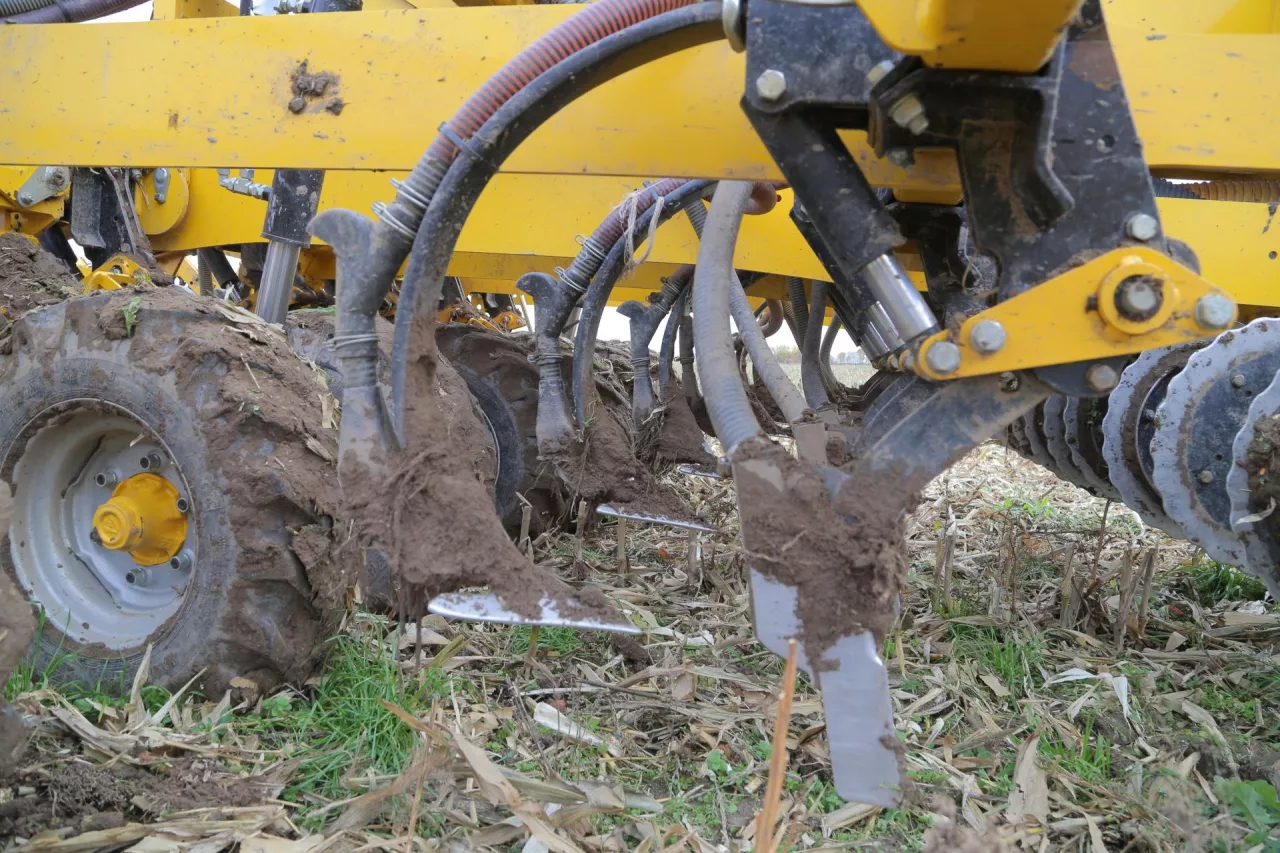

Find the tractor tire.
[{"left": 0, "top": 289, "right": 357, "bottom": 694}]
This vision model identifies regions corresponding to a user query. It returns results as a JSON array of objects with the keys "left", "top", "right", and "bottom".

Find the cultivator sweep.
[{"left": 1, "top": 0, "right": 1279, "bottom": 814}]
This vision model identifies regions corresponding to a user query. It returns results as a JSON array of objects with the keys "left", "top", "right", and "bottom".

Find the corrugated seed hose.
[
  {"left": 685, "top": 190, "right": 808, "bottom": 424},
  {"left": 5, "top": 0, "right": 144, "bottom": 23},
  {"left": 692, "top": 181, "right": 764, "bottom": 453}
]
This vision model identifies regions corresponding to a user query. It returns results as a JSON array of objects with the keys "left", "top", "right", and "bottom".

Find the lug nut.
[
  {"left": 889, "top": 94, "right": 929, "bottom": 135},
  {"left": 170, "top": 551, "right": 193, "bottom": 572},
  {"left": 1195, "top": 293, "right": 1235, "bottom": 330},
  {"left": 969, "top": 319, "right": 1007, "bottom": 355},
  {"left": 999, "top": 372, "right": 1020, "bottom": 393},
  {"left": 1231, "top": 373, "right": 1247, "bottom": 388},
  {"left": 94, "top": 470, "right": 119, "bottom": 488},
  {"left": 176, "top": 497, "right": 189, "bottom": 513},
  {"left": 125, "top": 567, "right": 149, "bottom": 586},
  {"left": 139, "top": 451, "right": 164, "bottom": 471},
  {"left": 755, "top": 69, "right": 788, "bottom": 103},
  {"left": 925, "top": 341, "right": 961, "bottom": 375},
  {"left": 1115, "top": 275, "right": 1163, "bottom": 321},
  {"left": 1125, "top": 212, "right": 1160, "bottom": 242},
  {"left": 886, "top": 148, "right": 912, "bottom": 168},
  {"left": 1085, "top": 363, "right": 1119, "bottom": 393},
  {"left": 1198, "top": 469, "right": 1215, "bottom": 485}
]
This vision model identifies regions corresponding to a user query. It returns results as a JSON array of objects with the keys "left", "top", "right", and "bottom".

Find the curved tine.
[{"left": 801, "top": 280, "right": 830, "bottom": 408}]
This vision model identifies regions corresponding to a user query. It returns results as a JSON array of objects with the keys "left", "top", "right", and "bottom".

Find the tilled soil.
[
  {"left": 0, "top": 232, "right": 78, "bottom": 319},
  {"left": 0, "top": 754, "right": 274, "bottom": 840}
]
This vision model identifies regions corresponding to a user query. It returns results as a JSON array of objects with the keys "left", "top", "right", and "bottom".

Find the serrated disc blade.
[
  {"left": 1152, "top": 319, "right": 1280, "bottom": 565},
  {"left": 1100, "top": 345, "right": 1199, "bottom": 536},
  {"left": 1041, "top": 395, "right": 1098, "bottom": 492},
  {"left": 1021, "top": 405, "right": 1062, "bottom": 475},
  {"left": 1063, "top": 397, "right": 1124, "bottom": 502},
  {"left": 1226, "top": 372, "right": 1280, "bottom": 596}
]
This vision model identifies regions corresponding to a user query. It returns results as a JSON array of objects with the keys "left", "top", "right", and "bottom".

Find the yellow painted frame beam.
[{"left": 0, "top": 8, "right": 1275, "bottom": 176}]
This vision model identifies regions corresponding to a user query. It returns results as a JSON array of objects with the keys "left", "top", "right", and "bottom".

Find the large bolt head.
[
  {"left": 925, "top": 340, "right": 961, "bottom": 375},
  {"left": 1085, "top": 363, "right": 1120, "bottom": 393},
  {"left": 755, "top": 69, "right": 788, "bottom": 103},
  {"left": 1194, "top": 293, "right": 1235, "bottom": 330},
  {"left": 968, "top": 319, "right": 1007, "bottom": 355},
  {"left": 1115, "top": 275, "right": 1163, "bottom": 321},
  {"left": 1125, "top": 212, "right": 1159, "bottom": 241}
]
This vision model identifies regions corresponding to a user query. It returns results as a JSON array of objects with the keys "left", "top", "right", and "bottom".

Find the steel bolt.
[
  {"left": 1198, "top": 469, "right": 1215, "bottom": 485},
  {"left": 889, "top": 94, "right": 929, "bottom": 135},
  {"left": 125, "top": 567, "right": 149, "bottom": 586},
  {"left": 1194, "top": 293, "right": 1235, "bottom": 330},
  {"left": 1231, "top": 373, "right": 1247, "bottom": 388},
  {"left": 1115, "top": 275, "right": 1163, "bottom": 320},
  {"left": 925, "top": 341, "right": 962, "bottom": 375},
  {"left": 755, "top": 69, "right": 788, "bottom": 103},
  {"left": 46, "top": 168, "right": 67, "bottom": 189},
  {"left": 999, "top": 372, "right": 1020, "bottom": 393},
  {"left": 170, "top": 551, "right": 193, "bottom": 572},
  {"left": 899, "top": 351, "right": 916, "bottom": 372},
  {"left": 176, "top": 497, "right": 189, "bottom": 513},
  {"left": 15, "top": 192, "right": 32, "bottom": 206},
  {"left": 139, "top": 451, "right": 164, "bottom": 471},
  {"left": 969, "top": 319, "right": 1007, "bottom": 355},
  {"left": 1125, "top": 212, "right": 1160, "bottom": 241},
  {"left": 865, "top": 59, "right": 895, "bottom": 87},
  {"left": 94, "top": 470, "right": 119, "bottom": 488},
  {"left": 885, "top": 353, "right": 900, "bottom": 371},
  {"left": 1085, "top": 363, "right": 1120, "bottom": 393}
]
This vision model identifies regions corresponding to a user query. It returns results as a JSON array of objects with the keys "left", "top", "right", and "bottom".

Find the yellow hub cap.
[{"left": 92, "top": 473, "right": 188, "bottom": 566}]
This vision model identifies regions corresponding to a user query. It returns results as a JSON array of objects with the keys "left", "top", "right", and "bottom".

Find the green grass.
[
  {"left": 1183, "top": 560, "right": 1269, "bottom": 604},
  {"left": 234, "top": 633, "right": 455, "bottom": 809},
  {"left": 507, "top": 625, "right": 583, "bottom": 656},
  {"left": 949, "top": 626, "right": 1045, "bottom": 699}
]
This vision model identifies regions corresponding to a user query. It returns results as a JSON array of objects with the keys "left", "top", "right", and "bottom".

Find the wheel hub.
[
  {"left": 7, "top": 405, "right": 196, "bottom": 651},
  {"left": 92, "top": 473, "right": 187, "bottom": 564}
]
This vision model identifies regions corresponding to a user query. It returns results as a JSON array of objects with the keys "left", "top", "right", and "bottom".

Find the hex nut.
[
  {"left": 1125, "top": 212, "right": 1159, "bottom": 241},
  {"left": 968, "top": 319, "right": 1007, "bottom": 355},
  {"left": 1194, "top": 293, "right": 1235, "bottom": 330},
  {"left": 1085, "top": 363, "right": 1119, "bottom": 393},
  {"left": 889, "top": 94, "right": 928, "bottom": 135},
  {"left": 755, "top": 69, "right": 788, "bottom": 103},
  {"left": 925, "top": 341, "right": 961, "bottom": 374}
]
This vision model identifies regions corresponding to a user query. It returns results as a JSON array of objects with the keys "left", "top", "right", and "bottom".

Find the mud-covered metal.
[
  {"left": 1226, "top": 371, "right": 1280, "bottom": 596},
  {"left": 1062, "top": 397, "right": 1124, "bottom": 502},
  {"left": 1151, "top": 318, "right": 1280, "bottom": 565},
  {"left": 429, "top": 591, "right": 641, "bottom": 634},
  {"left": 1041, "top": 395, "right": 1096, "bottom": 492},
  {"left": 1100, "top": 344, "right": 1197, "bottom": 536}
]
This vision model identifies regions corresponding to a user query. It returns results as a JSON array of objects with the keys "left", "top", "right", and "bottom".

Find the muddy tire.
[
  {"left": 437, "top": 325, "right": 564, "bottom": 531},
  {"left": 0, "top": 290, "right": 355, "bottom": 694}
]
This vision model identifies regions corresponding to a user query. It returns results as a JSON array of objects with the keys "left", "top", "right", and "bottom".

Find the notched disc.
[
  {"left": 1226, "top": 371, "right": 1280, "bottom": 596},
  {"left": 1151, "top": 319, "right": 1280, "bottom": 565},
  {"left": 1063, "top": 397, "right": 1123, "bottom": 502}
]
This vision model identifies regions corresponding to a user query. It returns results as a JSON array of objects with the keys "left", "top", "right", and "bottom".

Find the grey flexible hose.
[
  {"left": 692, "top": 182, "right": 762, "bottom": 454},
  {"left": 0, "top": 0, "right": 54, "bottom": 16},
  {"left": 820, "top": 316, "right": 843, "bottom": 394},
  {"left": 685, "top": 190, "right": 808, "bottom": 424},
  {"left": 801, "top": 281, "right": 830, "bottom": 408}
]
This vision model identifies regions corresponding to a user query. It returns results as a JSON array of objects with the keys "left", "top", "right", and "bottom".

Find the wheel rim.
[{"left": 8, "top": 402, "right": 195, "bottom": 652}]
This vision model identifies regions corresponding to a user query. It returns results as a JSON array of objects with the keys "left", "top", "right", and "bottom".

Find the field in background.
[{"left": 3, "top": 445, "right": 1279, "bottom": 851}]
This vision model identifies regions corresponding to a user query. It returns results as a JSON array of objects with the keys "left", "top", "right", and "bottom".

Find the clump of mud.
[
  {"left": 1243, "top": 415, "right": 1280, "bottom": 561},
  {"left": 339, "top": 314, "right": 584, "bottom": 622},
  {"left": 653, "top": 377, "right": 714, "bottom": 466},
  {"left": 0, "top": 481, "right": 31, "bottom": 774},
  {"left": 732, "top": 439, "right": 905, "bottom": 657},
  {"left": 0, "top": 232, "right": 79, "bottom": 320}
]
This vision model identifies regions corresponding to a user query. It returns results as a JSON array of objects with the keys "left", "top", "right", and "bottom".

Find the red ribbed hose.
[{"left": 432, "top": 0, "right": 700, "bottom": 167}]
